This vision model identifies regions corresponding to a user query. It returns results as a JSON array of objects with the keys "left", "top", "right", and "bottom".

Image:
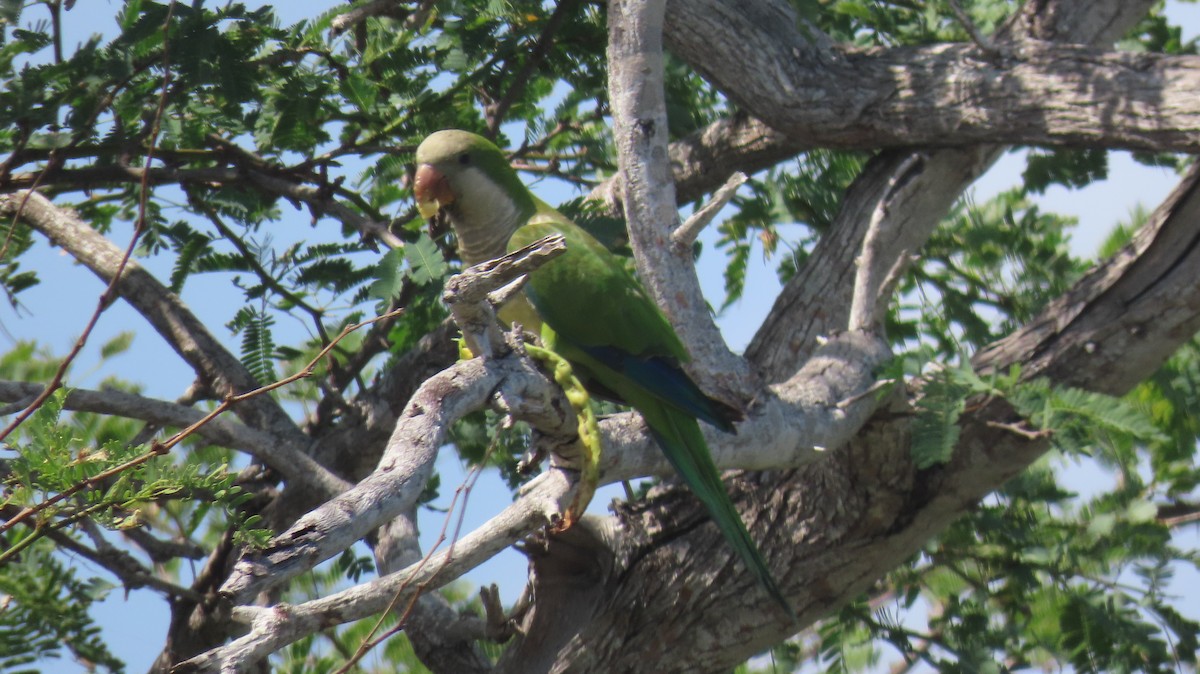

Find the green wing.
[{"left": 509, "top": 200, "right": 688, "bottom": 361}]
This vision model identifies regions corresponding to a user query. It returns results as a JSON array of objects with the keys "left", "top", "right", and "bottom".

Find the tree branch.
[
  {"left": 745, "top": 0, "right": 1156, "bottom": 376},
  {"left": 671, "top": 171, "right": 746, "bottom": 248},
  {"left": 607, "top": 0, "right": 754, "bottom": 403},
  {"left": 5, "top": 164, "right": 403, "bottom": 249},
  {"left": 847, "top": 153, "right": 928, "bottom": 332},
  {"left": 666, "top": 0, "right": 1182, "bottom": 153},
  {"left": 220, "top": 238, "right": 583, "bottom": 602},
  {"left": 597, "top": 329, "right": 891, "bottom": 482},
  {"left": 443, "top": 234, "right": 567, "bottom": 360},
  {"left": 373, "top": 509, "right": 492, "bottom": 674},
  {"left": 975, "top": 161, "right": 1200, "bottom": 394},
  {"left": 180, "top": 470, "right": 574, "bottom": 674},
  {"left": 0, "top": 191, "right": 309, "bottom": 448},
  {"left": 589, "top": 113, "right": 805, "bottom": 214},
  {"left": 748, "top": 147, "right": 998, "bottom": 375},
  {"left": 484, "top": 0, "right": 581, "bottom": 136}
]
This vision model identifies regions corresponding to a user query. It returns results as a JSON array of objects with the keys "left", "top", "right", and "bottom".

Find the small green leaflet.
[
  {"left": 369, "top": 247, "right": 405, "bottom": 302},
  {"left": 911, "top": 366, "right": 970, "bottom": 469},
  {"left": 341, "top": 71, "right": 378, "bottom": 112},
  {"left": 369, "top": 234, "right": 448, "bottom": 303},
  {"left": 228, "top": 306, "right": 277, "bottom": 386},
  {"left": 403, "top": 233, "right": 448, "bottom": 286},
  {"left": 100, "top": 332, "right": 134, "bottom": 359}
]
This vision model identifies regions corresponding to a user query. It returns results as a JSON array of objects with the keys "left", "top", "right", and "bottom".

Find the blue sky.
[{"left": 5, "top": 2, "right": 1198, "bottom": 672}]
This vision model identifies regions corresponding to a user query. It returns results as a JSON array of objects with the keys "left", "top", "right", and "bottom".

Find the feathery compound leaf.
[
  {"left": 404, "top": 233, "right": 448, "bottom": 286},
  {"left": 721, "top": 241, "right": 750, "bottom": 310},
  {"left": 369, "top": 247, "right": 405, "bottom": 302},
  {"left": 0, "top": 535, "right": 124, "bottom": 673},
  {"left": 1049, "top": 387, "right": 1162, "bottom": 440},
  {"left": 911, "top": 366, "right": 971, "bottom": 469},
  {"left": 169, "top": 232, "right": 211, "bottom": 293},
  {"left": 230, "top": 306, "right": 277, "bottom": 386},
  {"left": 293, "top": 257, "right": 373, "bottom": 294},
  {"left": 1008, "top": 378, "right": 1165, "bottom": 453}
]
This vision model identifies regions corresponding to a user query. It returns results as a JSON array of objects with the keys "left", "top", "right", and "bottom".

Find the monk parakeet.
[{"left": 414, "top": 129, "right": 792, "bottom": 618}]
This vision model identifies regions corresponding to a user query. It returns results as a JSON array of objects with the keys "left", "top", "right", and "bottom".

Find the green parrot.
[{"left": 414, "top": 129, "right": 792, "bottom": 618}]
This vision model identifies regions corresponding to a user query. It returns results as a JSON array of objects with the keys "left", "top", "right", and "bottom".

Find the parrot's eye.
[{"left": 458, "top": 152, "right": 470, "bottom": 165}]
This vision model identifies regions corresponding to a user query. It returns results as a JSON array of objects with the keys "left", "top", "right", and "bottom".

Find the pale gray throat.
[{"left": 446, "top": 167, "right": 526, "bottom": 265}]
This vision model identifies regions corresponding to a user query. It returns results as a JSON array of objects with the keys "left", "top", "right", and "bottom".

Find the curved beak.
[{"left": 413, "top": 163, "right": 454, "bottom": 220}]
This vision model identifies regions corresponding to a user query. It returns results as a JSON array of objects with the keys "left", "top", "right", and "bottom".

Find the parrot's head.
[
  {"left": 413, "top": 130, "right": 529, "bottom": 221},
  {"left": 413, "top": 129, "right": 537, "bottom": 264}
]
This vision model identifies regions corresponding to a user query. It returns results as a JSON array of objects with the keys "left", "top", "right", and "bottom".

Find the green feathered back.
[{"left": 509, "top": 203, "right": 689, "bottom": 362}]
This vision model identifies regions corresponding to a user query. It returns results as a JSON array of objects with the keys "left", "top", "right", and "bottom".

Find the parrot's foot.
[
  {"left": 456, "top": 334, "right": 475, "bottom": 360},
  {"left": 524, "top": 343, "right": 601, "bottom": 533}
]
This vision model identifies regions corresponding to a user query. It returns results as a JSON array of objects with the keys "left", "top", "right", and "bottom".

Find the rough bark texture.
[{"left": 669, "top": 22, "right": 1199, "bottom": 153}]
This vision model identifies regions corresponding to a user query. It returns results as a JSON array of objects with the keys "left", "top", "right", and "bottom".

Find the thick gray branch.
[
  {"left": 589, "top": 113, "right": 805, "bottom": 214},
  {"left": 667, "top": 0, "right": 1184, "bottom": 153},
  {"left": 747, "top": 146, "right": 998, "bottom": 375},
  {"left": 219, "top": 351, "right": 575, "bottom": 604},
  {"left": 745, "top": 0, "right": 1156, "bottom": 376},
  {"left": 847, "top": 153, "right": 928, "bottom": 332},
  {"left": 607, "top": 0, "right": 754, "bottom": 403},
  {"left": 975, "top": 161, "right": 1200, "bottom": 395},
  {"left": 374, "top": 510, "right": 492, "bottom": 674},
  {"left": 180, "top": 470, "right": 574, "bottom": 674},
  {"left": 597, "top": 330, "right": 891, "bottom": 483}
]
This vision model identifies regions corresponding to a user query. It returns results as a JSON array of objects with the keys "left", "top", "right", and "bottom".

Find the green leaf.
[
  {"left": 341, "top": 70, "right": 378, "bottom": 111},
  {"left": 911, "top": 366, "right": 970, "bottom": 469},
  {"left": 1125, "top": 499, "right": 1158, "bottom": 523},
  {"left": 168, "top": 231, "right": 211, "bottom": 293},
  {"left": 1023, "top": 148, "right": 1108, "bottom": 194},
  {"left": 404, "top": 233, "right": 448, "bottom": 286},
  {"left": 369, "top": 247, "right": 405, "bottom": 301},
  {"left": 99, "top": 332, "right": 134, "bottom": 359},
  {"left": 442, "top": 47, "right": 468, "bottom": 72},
  {"left": 230, "top": 306, "right": 277, "bottom": 386}
]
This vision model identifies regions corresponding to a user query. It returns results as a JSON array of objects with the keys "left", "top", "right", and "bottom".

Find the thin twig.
[
  {"left": 946, "top": 0, "right": 1000, "bottom": 57},
  {"left": 672, "top": 171, "right": 747, "bottom": 249},
  {"left": 1161, "top": 509, "right": 1200, "bottom": 528},
  {"left": 836, "top": 378, "right": 896, "bottom": 409},
  {"left": 196, "top": 197, "right": 331, "bottom": 344},
  {"left": 983, "top": 419, "right": 1053, "bottom": 440},
  {"left": 847, "top": 153, "right": 925, "bottom": 332}
]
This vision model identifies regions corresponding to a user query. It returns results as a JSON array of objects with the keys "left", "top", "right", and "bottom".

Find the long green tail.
[{"left": 639, "top": 397, "right": 795, "bottom": 620}]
